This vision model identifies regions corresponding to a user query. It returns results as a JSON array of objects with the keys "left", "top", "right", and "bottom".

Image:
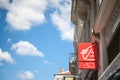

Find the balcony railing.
[{"left": 98, "top": 52, "right": 120, "bottom": 80}]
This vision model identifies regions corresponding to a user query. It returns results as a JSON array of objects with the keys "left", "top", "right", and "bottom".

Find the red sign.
[
  {"left": 78, "top": 43, "right": 98, "bottom": 62},
  {"left": 78, "top": 43, "right": 98, "bottom": 69},
  {"left": 78, "top": 62, "right": 98, "bottom": 69}
]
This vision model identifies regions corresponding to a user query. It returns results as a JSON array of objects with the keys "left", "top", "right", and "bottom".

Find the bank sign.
[{"left": 78, "top": 43, "right": 98, "bottom": 69}]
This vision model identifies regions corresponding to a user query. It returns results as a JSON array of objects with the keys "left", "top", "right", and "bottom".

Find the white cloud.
[
  {"left": 7, "top": 38, "right": 12, "bottom": 43},
  {"left": 0, "top": 0, "right": 10, "bottom": 9},
  {"left": 17, "top": 71, "right": 34, "bottom": 80},
  {"left": 5, "top": 0, "right": 48, "bottom": 31},
  {"left": 43, "top": 60, "right": 53, "bottom": 65},
  {"left": 48, "top": 0, "right": 61, "bottom": 8},
  {"left": 50, "top": 0, "right": 74, "bottom": 41},
  {"left": 12, "top": 41, "right": 44, "bottom": 57},
  {"left": 0, "top": 0, "right": 74, "bottom": 41},
  {"left": 0, "top": 48, "right": 14, "bottom": 64}
]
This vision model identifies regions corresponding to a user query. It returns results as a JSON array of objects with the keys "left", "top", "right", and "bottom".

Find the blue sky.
[{"left": 0, "top": 0, "right": 74, "bottom": 80}]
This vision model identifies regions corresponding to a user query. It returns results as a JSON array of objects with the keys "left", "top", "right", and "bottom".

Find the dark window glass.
[
  {"left": 107, "top": 24, "right": 120, "bottom": 65},
  {"left": 107, "top": 69, "right": 120, "bottom": 80}
]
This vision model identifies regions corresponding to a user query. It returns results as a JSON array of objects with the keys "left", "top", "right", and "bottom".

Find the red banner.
[
  {"left": 78, "top": 62, "right": 98, "bottom": 69},
  {"left": 78, "top": 43, "right": 98, "bottom": 69},
  {"left": 78, "top": 43, "right": 98, "bottom": 62}
]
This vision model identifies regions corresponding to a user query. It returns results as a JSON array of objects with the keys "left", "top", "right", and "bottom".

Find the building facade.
[
  {"left": 54, "top": 68, "right": 75, "bottom": 80},
  {"left": 70, "top": 0, "right": 120, "bottom": 80}
]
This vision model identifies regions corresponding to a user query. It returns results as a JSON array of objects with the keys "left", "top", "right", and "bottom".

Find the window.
[
  {"left": 107, "top": 68, "right": 120, "bottom": 80},
  {"left": 107, "top": 24, "right": 120, "bottom": 65},
  {"left": 56, "top": 78, "right": 62, "bottom": 80}
]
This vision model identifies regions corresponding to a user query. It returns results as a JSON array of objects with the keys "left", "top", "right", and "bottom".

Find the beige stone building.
[
  {"left": 54, "top": 68, "right": 75, "bottom": 80},
  {"left": 70, "top": 0, "right": 120, "bottom": 80}
]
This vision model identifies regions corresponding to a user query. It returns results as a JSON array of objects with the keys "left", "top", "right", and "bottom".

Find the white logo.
[
  {"left": 80, "top": 44, "right": 96, "bottom": 61},
  {"left": 83, "top": 62, "right": 95, "bottom": 68}
]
